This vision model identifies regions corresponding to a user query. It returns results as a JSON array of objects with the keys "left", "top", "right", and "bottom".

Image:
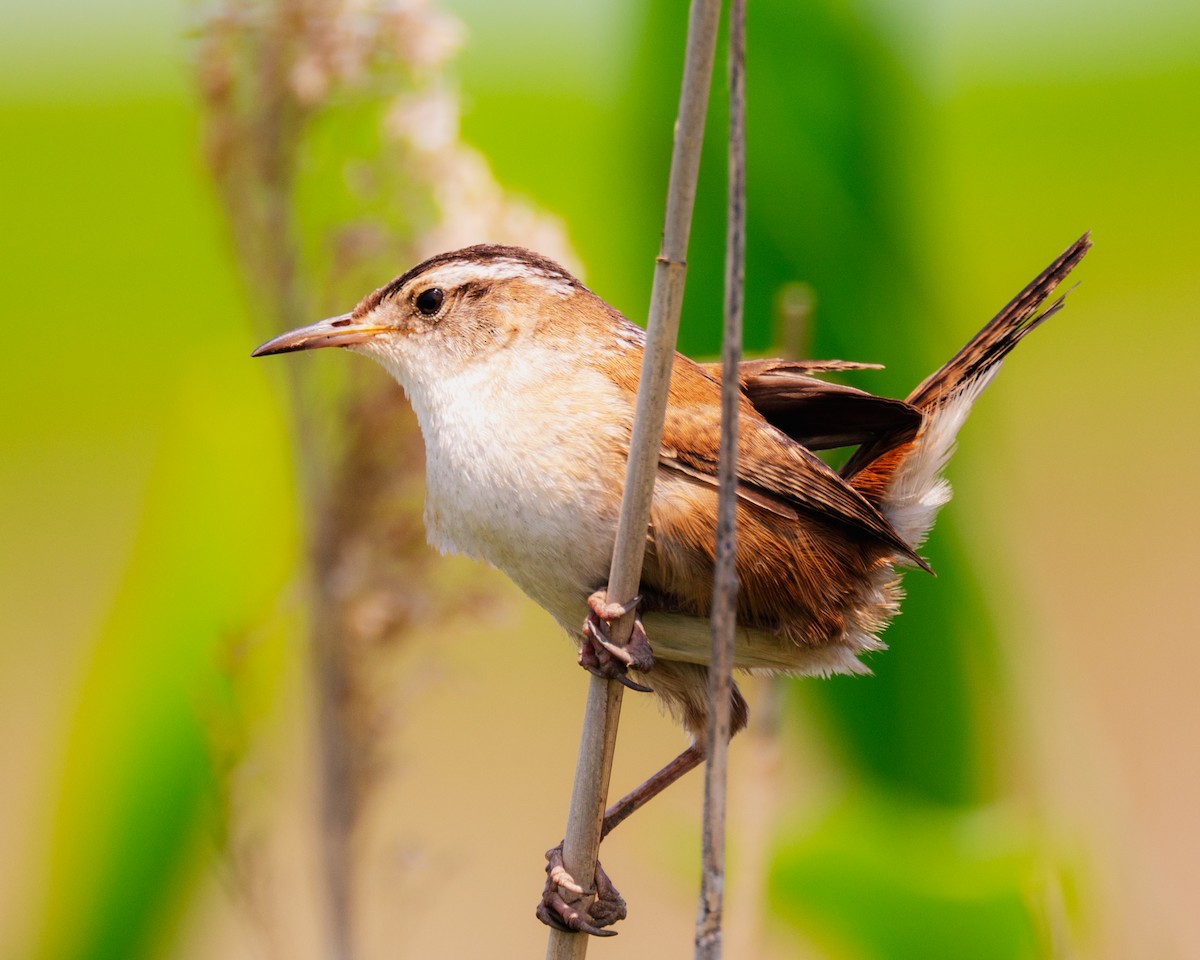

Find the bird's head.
[{"left": 252, "top": 244, "right": 593, "bottom": 383}]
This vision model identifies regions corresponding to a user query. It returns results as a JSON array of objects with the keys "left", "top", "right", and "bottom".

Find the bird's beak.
[{"left": 251, "top": 313, "right": 387, "bottom": 357}]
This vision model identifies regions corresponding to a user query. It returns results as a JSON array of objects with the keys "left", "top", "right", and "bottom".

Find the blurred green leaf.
[
  {"left": 2, "top": 90, "right": 299, "bottom": 960},
  {"left": 769, "top": 789, "right": 1043, "bottom": 960},
  {"left": 30, "top": 362, "right": 296, "bottom": 960}
]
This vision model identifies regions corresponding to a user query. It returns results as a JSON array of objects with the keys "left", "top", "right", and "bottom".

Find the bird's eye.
[{"left": 415, "top": 287, "right": 445, "bottom": 316}]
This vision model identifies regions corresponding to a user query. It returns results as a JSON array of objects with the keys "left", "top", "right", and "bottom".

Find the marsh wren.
[{"left": 254, "top": 234, "right": 1090, "bottom": 935}]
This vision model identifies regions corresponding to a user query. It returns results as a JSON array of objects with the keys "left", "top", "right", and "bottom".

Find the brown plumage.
[
  {"left": 593, "top": 350, "right": 915, "bottom": 735},
  {"left": 254, "top": 234, "right": 1091, "bottom": 737},
  {"left": 253, "top": 232, "right": 1091, "bottom": 933}
]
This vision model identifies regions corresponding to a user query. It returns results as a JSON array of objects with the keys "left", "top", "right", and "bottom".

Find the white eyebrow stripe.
[{"left": 415, "top": 259, "right": 577, "bottom": 296}]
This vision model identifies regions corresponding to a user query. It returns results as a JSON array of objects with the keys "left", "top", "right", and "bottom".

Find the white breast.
[{"left": 391, "top": 345, "right": 629, "bottom": 629}]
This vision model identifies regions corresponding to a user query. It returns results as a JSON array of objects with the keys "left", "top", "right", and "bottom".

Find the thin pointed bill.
[{"left": 251, "top": 313, "right": 386, "bottom": 357}]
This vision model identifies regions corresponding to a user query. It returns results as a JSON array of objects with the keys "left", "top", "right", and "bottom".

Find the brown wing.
[
  {"left": 662, "top": 358, "right": 920, "bottom": 559},
  {"left": 639, "top": 359, "right": 920, "bottom": 644},
  {"left": 595, "top": 344, "right": 924, "bottom": 642},
  {"left": 721, "top": 358, "right": 921, "bottom": 452}
]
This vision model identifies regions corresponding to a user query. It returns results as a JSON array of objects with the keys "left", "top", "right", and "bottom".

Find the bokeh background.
[{"left": 2, "top": 0, "right": 1198, "bottom": 958}]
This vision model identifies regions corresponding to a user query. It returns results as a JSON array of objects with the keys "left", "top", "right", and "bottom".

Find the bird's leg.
[
  {"left": 578, "top": 588, "right": 656, "bottom": 692},
  {"left": 536, "top": 743, "right": 705, "bottom": 935},
  {"left": 599, "top": 742, "right": 704, "bottom": 840}
]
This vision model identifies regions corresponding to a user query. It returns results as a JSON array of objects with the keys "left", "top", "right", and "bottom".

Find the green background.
[{"left": 2, "top": 0, "right": 1197, "bottom": 957}]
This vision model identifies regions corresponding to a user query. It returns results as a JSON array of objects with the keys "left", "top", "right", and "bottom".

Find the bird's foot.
[
  {"left": 579, "top": 589, "right": 655, "bottom": 692},
  {"left": 536, "top": 843, "right": 627, "bottom": 937}
]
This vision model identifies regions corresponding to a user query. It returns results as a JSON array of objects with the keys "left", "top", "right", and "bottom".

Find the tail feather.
[
  {"left": 846, "top": 232, "right": 1092, "bottom": 552},
  {"left": 906, "top": 232, "right": 1092, "bottom": 411}
]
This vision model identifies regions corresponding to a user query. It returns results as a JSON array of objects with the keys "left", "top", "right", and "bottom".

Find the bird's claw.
[
  {"left": 579, "top": 618, "right": 655, "bottom": 691},
  {"left": 536, "top": 843, "right": 627, "bottom": 937},
  {"left": 578, "top": 588, "right": 655, "bottom": 690}
]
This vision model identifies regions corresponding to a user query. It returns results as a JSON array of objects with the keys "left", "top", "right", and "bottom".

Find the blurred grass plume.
[{"left": 196, "top": 1, "right": 575, "bottom": 956}]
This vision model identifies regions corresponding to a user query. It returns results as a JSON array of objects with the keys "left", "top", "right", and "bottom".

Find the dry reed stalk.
[
  {"left": 545, "top": 0, "right": 724, "bottom": 957},
  {"left": 198, "top": 3, "right": 572, "bottom": 956},
  {"left": 694, "top": 0, "right": 746, "bottom": 955}
]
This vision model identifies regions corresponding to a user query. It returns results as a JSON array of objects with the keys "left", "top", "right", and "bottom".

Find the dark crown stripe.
[{"left": 354, "top": 244, "right": 581, "bottom": 318}]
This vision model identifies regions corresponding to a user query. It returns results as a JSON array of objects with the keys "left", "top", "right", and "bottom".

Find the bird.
[{"left": 253, "top": 232, "right": 1091, "bottom": 935}]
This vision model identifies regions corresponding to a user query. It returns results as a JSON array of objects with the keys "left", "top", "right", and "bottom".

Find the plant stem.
[
  {"left": 695, "top": 0, "right": 745, "bottom": 955},
  {"left": 545, "top": 0, "right": 724, "bottom": 957}
]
